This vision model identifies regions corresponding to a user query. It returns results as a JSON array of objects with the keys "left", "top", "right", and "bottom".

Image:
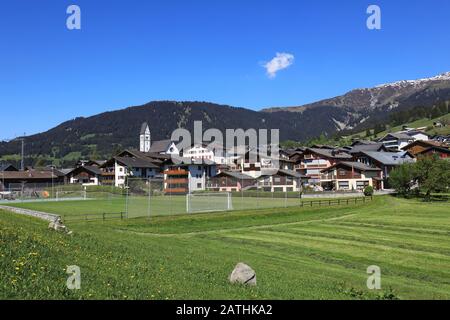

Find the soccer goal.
[
  {"left": 56, "top": 190, "right": 87, "bottom": 201},
  {"left": 186, "top": 192, "right": 233, "bottom": 214}
]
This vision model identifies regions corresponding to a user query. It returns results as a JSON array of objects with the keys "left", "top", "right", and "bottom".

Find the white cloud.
[{"left": 263, "top": 52, "right": 295, "bottom": 78}]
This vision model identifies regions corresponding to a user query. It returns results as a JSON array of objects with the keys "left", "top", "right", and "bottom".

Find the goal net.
[{"left": 186, "top": 192, "right": 233, "bottom": 214}]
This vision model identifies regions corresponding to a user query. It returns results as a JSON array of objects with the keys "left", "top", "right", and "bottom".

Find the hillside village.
[{"left": 1, "top": 121, "right": 449, "bottom": 198}]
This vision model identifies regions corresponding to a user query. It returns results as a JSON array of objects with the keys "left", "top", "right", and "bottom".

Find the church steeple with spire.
[{"left": 139, "top": 122, "right": 151, "bottom": 152}]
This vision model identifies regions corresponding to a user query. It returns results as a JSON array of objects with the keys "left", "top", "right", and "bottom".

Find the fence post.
[{"left": 103, "top": 213, "right": 105, "bottom": 221}]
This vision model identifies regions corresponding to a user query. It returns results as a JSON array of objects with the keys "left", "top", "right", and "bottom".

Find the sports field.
[
  {"left": 5, "top": 193, "right": 353, "bottom": 219},
  {"left": 1, "top": 196, "right": 449, "bottom": 300}
]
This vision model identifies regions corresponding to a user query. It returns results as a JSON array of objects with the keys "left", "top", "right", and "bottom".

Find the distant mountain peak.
[{"left": 374, "top": 71, "right": 450, "bottom": 89}]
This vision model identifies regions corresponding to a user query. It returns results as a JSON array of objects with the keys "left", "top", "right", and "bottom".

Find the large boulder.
[
  {"left": 48, "top": 218, "right": 72, "bottom": 235},
  {"left": 229, "top": 263, "right": 257, "bottom": 286}
]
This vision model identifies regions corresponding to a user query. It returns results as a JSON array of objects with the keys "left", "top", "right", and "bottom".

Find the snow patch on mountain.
[{"left": 375, "top": 72, "right": 450, "bottom": 89}]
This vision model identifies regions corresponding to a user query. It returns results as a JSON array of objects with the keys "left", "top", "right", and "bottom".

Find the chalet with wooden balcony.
[
  {"left": 206, "top": 171, "right": 256, "bottom": 192},
  {"left": 294, "top": 148, "right": 353, "bottom": 184},
  {"left": 164, "top": 158, "right": 218, "bottom": 194},
  {"left": 164, "top": 169, "right": 189, "bottom": 195},
  {"left": 257, "top": 169, "right": 307, "bottom": 192},
  {"left": 320, "top": 162, "right": 382, "bottom": 191}
]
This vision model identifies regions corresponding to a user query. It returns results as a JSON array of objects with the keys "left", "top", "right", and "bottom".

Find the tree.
[
  {"left": 414, "top": 156, "right": 450, "bottom": 201},
  {"left": 389, "top": 163, "right": 416, "bottom": 196},
  {"left": 390, "top": 156, "right": 450, "bottom": 200}
]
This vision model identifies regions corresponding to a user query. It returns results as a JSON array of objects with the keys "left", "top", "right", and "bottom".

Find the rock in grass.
[
  {"left": 48, "top": 217, "right": 71, "bottom": 234},
  {"left": 229, "top": 263, "right": 256, "bottom": 286}
]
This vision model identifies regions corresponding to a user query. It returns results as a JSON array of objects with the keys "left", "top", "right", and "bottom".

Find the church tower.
[{"left": 140, "top": 122, "right": 151, "bottom": 152}]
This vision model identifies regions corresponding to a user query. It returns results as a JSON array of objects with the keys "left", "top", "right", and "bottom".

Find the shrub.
[{"left": 363, "top": 186, "right": 374, "bottom": 197}]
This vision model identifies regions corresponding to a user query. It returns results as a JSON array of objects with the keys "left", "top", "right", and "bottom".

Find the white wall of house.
[
  {"left": 185, "top": 145, "right": 215, "bottom": 161},
  {"left": 409, "top": 133, "right": 429, "bottom": 142},
  {"left": 321, "top": 169, "right": 377, "bottom": 191},
  {"left": 188, "top": 164, "right": 218, "bottom": 192},
  {"left": 257, "top": 175, "right": 302, "bottom": 192},
  {"left": 115, "top": 162, "right": 127, "bottom": 187},
  {"left": 163, "top": 142, "right": 180, "bottom": 156},
  {"left": 70, "top": 176, "right": 99, "bottom": 186}
]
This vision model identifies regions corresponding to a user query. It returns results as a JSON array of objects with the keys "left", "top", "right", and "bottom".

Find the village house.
[
  {"left": 293, "top": 148, "right": 353, "bottom": 184},
  {"left": 416, "top": 146, "right": 450, "bottom": 159},
  {"left": 101, "top": 150, "right": 167, "bottom": 187},
  {"left": 164, "top": 159, "right": 217, "bottom": 194},
  {"left": 0, "top": 169, "right": 64, "bottom": 191},
  {"left": 378, "top": 130, "right": 429, "bottom": 151},
  {"left": 401, "top": 140, "right": 448, "bottom": 156},
  {"left": 320, "top": 162, "right": 383, "bottom": 191},
  {"left": 344, "top": 140, "right": 388, "bottom": 154},
  {"left": 256, "top": 169, "right": 307, "bottom": 192},
  {"left": 228, "top": 148, "right": 289, "bottom": 178},
  {"left": 354, "top": 151, "right": 415, "bottom": 188},
  {"left": 66, "top": 165, "right": 105, "bottom": 186},
  {"left": 206, "top": 171, "right": 256, "bottom": 192},
  {"left": 378, "top": 133, "right": 415, "bottom": 151}
]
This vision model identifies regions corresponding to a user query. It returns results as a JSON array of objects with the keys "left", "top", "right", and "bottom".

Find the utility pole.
[{"left": 20, "top": 134, "right": 25, "bottom": 171}]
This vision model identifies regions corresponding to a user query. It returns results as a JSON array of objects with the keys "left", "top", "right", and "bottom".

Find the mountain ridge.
[{"left": 1, "top": 72, "right": 450, "bottom": 166}]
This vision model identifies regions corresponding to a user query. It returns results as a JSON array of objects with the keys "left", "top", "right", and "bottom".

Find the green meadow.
[{"left": 1, "top": 196, "right": 449, "bottom": 300}]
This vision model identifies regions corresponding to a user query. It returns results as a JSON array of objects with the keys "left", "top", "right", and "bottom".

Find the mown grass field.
[
  {"left": 5, "top": 194, "right": 339, "bottom": 219},
  {"left": 1, "top": 196, "right": 449, "bottom": 300}
]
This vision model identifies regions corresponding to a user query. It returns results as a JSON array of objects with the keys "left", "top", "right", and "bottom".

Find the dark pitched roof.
[
  {"left": 0, "top": 163, "right": 18, "bottom": 172},
  {"left": 306, "top": 148, "right": 353, "bottom": 159},
  {"left": 380, "top": 132, "right": 412, "bottom": 141},
  {"left": 401, "top": 140, "right": 445, "bottom": 150},
  {"left": 214, "top": 171, "right": 255, "bottom": 180},
  {"left": 417, "top": 146, "right": 450, "bottom": 155},
  {"left": 149, "top": 140, "right": 173, "bottom": 153},
  {"left": 348, "top": 143, "right": 386, "bottom": 154},
  {"left": 0, "top": 170, "right": 60, "bottom": 180},
  {"left": 260, "top": 169, "right": 307, "bottom": 178},
  {"left": 322, "top": 161, "right": 381, "bottom": 173},
  {"left": 69, "top": 166, "right": 103, "bottom": 176},
  {"left": 351, "top": 140, "right": 379, "bottom": 147},
  {"left": 360, "top": 151, "right": 415, "bottom": 165},
  {"left": 114, "top": 156, "right": 160, "bottom": 169}
]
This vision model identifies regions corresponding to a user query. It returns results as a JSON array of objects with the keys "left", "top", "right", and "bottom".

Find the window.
[
  {"left": 338, "top": 181, "right": 350, "bottom": 189},
  {"left": 197, "top": 183, "right": 202, "bottom": 188},
  {"left": 339, "top": 170, "right": 347, "bottom": 176},
  {"left": 356, "top": 181, "right": 369, "bottom": 189}
]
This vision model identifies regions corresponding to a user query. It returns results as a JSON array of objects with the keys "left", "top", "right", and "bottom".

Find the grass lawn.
[
  {"left": 5, "top": 194, "right": 354, "bottom": 219},
  {"left": 1, "top": 196, "right": 449, "bottom": 300}
]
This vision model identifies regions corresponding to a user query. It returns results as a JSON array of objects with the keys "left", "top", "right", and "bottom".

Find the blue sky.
[{"left": 1, "top": 0, "right": 450, "bottom": 139}]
